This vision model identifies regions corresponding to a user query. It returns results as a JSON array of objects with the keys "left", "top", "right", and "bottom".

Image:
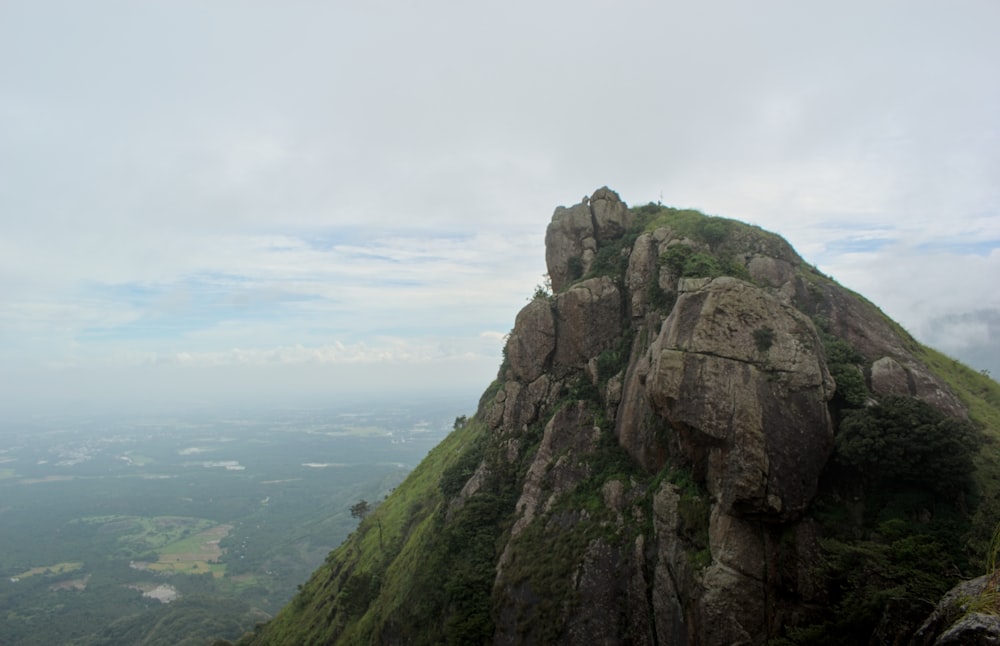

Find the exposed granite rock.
[
  {"left": 552, "top": 276, "right": 623, "bottom": 374},
  {"left": 492, "top": 190, "right": 970, "bottom": 644},
  {"left": 708, "top": 506, "right": 764, "bottom": 580},
  {"left": 871, "top": 355, "right": 915, "bottom": 397},
  {"left": 590, "top": 186, "right": 634, "bottom": 242},
  {"left": 625, "top": 232, "right": 658, "bottom": 318},
  {"left": 811, "top": 282, "right": 967, "bottom": 417},
  {"left": 506, "top": 400, "right": 600, "bottom": 542},
  {"left": 545, "top": 187, "right": 632, "bottom": 292},
  {"left": 645, "top": 276, "right": 835, "bottom": 519},
  {"left": 746, "top": 254, "right": 796, "bottom": 290},
  {"left": 546, "top": 201, "right": 595, "bottom": 293},
  {"left": 563, "top": 537, "right": 656, "bottom": 646},
  {"left": 699, "top": 564, "right": 763, "bottom": 645},
  {"left": 936, "top": 614, "right": 1000, "bottom": 645},
  {"left": 871, "top": 355, "right": 968, "bottom": 418},
  {"left": 507, "top": 297, "right": 556, "bottom": 383},
  {"left": 481, "top": 373, "right": 558, "bottom": 440},
  {"left": 615, "top": 331, "right": 666, "bottom": 473},
  {"left": 911, "top": 575, "right": 1000, "bottom": 646},
  {"left": 651, "top": 482, "right": 696, "bottom": 645}
]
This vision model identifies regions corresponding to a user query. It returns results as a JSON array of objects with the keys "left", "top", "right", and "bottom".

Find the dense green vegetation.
[
  {"left": 583, "top": 203, "right": 754, "bottom": 284},
  {"left": 821, "top": 331, "right": 870, "bottom": 409},
  {"left": 658, "top": 242, "right": 750, "bottom": 281},
  {"left": 583, "top": 226, "right": 640, "bottom": 282},
  {"left": 780, "top": 393, "right": 984, "bottom": 643},
  {"left": 918, "top": 346, "right": 1000, "bottom": 561},
  {"left": 632, "top": 202, "right": 790, "bottom": 256},
  {"left": 85, "top": 596, "right": 255, "bottom": 646},
  {"left": 241, "top": 416, "right": 503, "bottom": 644},
  {"left": 836, "top": 396, "right": 981, "bottom": 497}
]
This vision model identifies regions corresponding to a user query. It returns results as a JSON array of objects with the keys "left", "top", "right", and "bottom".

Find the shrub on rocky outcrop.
[{"left": 836, "top": 395, "right": 981, "bottom": 497}]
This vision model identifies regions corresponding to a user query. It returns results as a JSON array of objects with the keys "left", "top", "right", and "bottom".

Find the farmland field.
[{"left": 0, "top": 398, "right": 466, "bottom": 645}]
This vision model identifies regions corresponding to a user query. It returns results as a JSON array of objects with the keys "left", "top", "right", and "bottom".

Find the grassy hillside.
[
  {"left": 918, "top": 345, "right": 1000, "bottom": 556},
  {"left": 244, "top": 416, "right": 491, "bottom": 644}
]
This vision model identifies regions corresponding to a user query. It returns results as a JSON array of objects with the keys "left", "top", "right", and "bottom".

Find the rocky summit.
[{"left": 236, "top": 188, "right": 1000, "bottom": 645}]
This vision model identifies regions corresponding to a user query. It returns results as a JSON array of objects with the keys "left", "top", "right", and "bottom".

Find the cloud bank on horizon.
[{"left": 1, "top": 1, "right": 998, "bottom": 415}]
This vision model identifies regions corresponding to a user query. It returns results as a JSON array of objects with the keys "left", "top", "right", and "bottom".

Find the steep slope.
[{"left": 236, "top": 187, "right": 1000, "bottom": 645}]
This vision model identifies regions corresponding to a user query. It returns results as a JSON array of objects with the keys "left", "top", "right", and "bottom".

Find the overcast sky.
[{"left": 1, "top": 1, "right": 998, "bottom": 417}]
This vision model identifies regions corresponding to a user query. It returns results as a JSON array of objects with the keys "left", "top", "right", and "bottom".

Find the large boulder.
[
  {"left": 911, "top": 575, "right": 1000, "bottom": 645},
  {"left": 552, "top": 276, "right": 623, "bottom": 375},
  {"left": 625, "top": 232, "right": 659, "bottom": 318},
  {"left": 646, "top": 276, "right": 835, "bottom": 519},
  {"left": 590, "top": 186, "right": 633, "bottom": 242},
  {"left": 506, "top": 298, "right": 556, "bottom": 383},
  {"left": 815, "top": 283, "right": 967, "bottom": 417},
  {"left": 545, "top": 201, "right": 595, "bottom": 292},
  {"left": 871, "top": 355, "right": 968, "bottom": 418},
  {"left": 545, "top": 187, "right": 634, "bottom": 292}
]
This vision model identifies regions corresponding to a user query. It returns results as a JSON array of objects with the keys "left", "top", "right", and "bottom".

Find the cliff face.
[{"left": 240, "top": 188, "right": 997, "bottom": 645}]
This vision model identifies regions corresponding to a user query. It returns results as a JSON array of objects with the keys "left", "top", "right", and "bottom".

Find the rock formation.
[
  {"left": 911, "top": 576, "right": 1000, "bottom": 645},
  {"left": 239, "top": 187, "right": 993, "bottom": 646}
]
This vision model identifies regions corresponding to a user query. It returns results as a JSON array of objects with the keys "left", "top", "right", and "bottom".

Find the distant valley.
[{"left": 0, "top": 399, "right": 469, "bottom": 645}]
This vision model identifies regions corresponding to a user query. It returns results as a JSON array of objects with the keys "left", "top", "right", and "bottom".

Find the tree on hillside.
[
  {"left": 350, "top": 500, "right": 371, "bottom": 521},
  {"left": 350, "top": 499, "right": 382, "bottom": 549}
]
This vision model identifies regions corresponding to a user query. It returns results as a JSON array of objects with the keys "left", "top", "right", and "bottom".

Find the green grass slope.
[{"left": 240, "top": 416, "right": 489, "bottom": 645}]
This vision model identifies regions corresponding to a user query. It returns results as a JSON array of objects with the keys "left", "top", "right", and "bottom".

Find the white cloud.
[
  {"left": 118, "top": 337, "right": 499, "bottom": 369},
  {"left": 2, "top": 0, "right": 999, "bottom": 413}
]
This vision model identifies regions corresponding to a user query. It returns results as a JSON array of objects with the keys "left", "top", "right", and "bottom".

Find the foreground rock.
[{"left": 911, "top": 575, "right": 1000, "bottom": 645}]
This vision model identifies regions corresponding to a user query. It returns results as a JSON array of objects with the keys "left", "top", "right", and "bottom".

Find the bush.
[
  {"left": 753, "top": 326, "right": 775, "bottom": 353},
  {"left": 439, "top": 439, "right": 485, "bottom": 498},
  {"left": 659, "top": 244, "right": 748, "bottom": 281},
  {"left": 836, "top": 396, "right": 981, "bottom": 497},
  {"left": 646, "top": 281, "right": 676, "bottom": 313},
  {"left": 830, "top": 364, "right": 868, "bottom": 409},
  {"left": 595, "top": 348, "right": 623, "bottom": 385},
  {"left": 567, "top": 256, "right": 584, "bottom": 282},
  {"left": 820, "top": 333, "right": 869, "bottom": 409},
  {"left": 699, "top": 219, "right": 728, "bottom": 247},
  {"left": 586, "top": 231, "right": 640, "bottom": 281}
]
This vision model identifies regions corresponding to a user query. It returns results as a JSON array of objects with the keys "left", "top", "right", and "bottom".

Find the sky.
[{"left": 1, "top": 1, "right": 998, "bottom": 417}]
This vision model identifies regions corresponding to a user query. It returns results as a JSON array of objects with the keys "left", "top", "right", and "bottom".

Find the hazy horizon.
[{"left": 2, "top": 1, "right": 998, "bottom": 419}]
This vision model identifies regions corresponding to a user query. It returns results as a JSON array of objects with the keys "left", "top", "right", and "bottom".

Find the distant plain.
[{"left": 0, "top": 398, "right": 467, "bottom": 644}]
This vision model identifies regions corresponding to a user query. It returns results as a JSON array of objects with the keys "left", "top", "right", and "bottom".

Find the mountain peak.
[{"left": 239, "top": 189, "right": 998, "bottom": 645}]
